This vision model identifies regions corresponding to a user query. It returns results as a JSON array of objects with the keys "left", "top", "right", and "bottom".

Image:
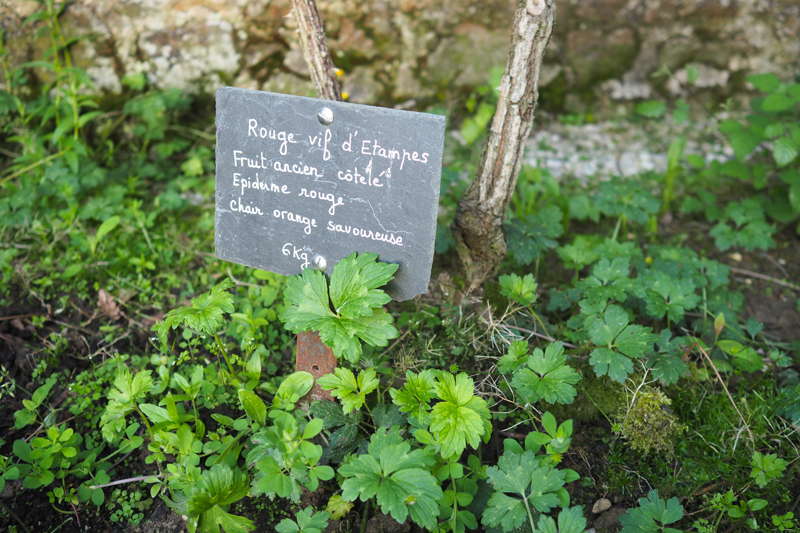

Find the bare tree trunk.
[
  {"left": 289, "top": 0, "right": 341, "bottom": 401},
  {"left": 451, "top": 0, "right": 556, "bottom": 291},
  {"left": 289, "top": 0, "right": 342, "bottom": 101}
]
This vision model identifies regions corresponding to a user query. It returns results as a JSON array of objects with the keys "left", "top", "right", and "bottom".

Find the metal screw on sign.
[
  {"left": 317, "top": 107, "right": 333, "bottom": 126},
  {"left": 311, "top": 255, "right": 327, "bottom": 271}
]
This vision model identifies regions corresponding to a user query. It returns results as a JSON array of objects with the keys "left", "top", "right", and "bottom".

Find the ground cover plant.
[{"left": 1, "top": 2, "right": 799, "bottom": 532}]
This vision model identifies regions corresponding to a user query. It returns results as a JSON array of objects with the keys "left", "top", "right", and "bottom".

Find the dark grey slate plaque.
[{"left": 214, "top": 87, "right": 445, "bottom": 301}]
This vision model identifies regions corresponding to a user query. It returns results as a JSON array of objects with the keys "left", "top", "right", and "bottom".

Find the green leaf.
[
  {"left": 138, "top": 403, "right": 171, "bottom": 425},
  {"left": 483, "top": 449, "right": 567, "bottom": 531},
  {"left": 589, "top": 306, "right": 658, "bottom": 382},
  {"left": 326, "top": 494, "right": 354, "bottom": 520},
  {"left": 578, "top": 258, "right": 637, "bottom": 305},
  {"left": 747, "top": 73, "right": 780, "bottom": 92},
  {"left": 280, "top": 254, "right": 399, "bottom": 363},
  {"left": 339, "top": 428, "right": 442, "bottom": 530},
  {"left": 329, "top": 252, "right": 398, "bottom": 318},
  {"left": 642, "top": 271, "right": 700, "bottom": 323},
  {"left": 430, "top": 373, "right": 491, "bottom": 459},
  {"left": 238, "top": 390, "right": 266, "bottom": 426},
  {"left": 537, "top": 506, "right": 588, "bottom": 533},
  {"left": 277, "top": 371, "right": 315, "bottom": 402},
  {"left": 635, "top": 100, "right": 666, "bottom": 118},
  {"left": 647, "top": 331, "right": 689, "bottom": 385},
  {"left": 619, "top": 489, "right": 683, "bottom": 533},
  {"left": 275, "top": 508, "right": 330, "bottom": 533},
  {"left": 95, "top": 215, "right": 121, "bottom": 243},
  {"left": 498, "top": 340, "right": 531, "bottom": 374},
  {"left": 506, "top": 205, "right": 564, "bottom": 266},
  {"left": 762, "top": 93, "right": 795, "bottom": 112},
  {"left": 156, "top": 279, "right": 235, "bottom": 345},
  {"left": 499, "top": 273, "right": 538, "bottom": 306},
  {"left": 187, "top": 465, "right": 253, "bottom": 533},
  {"left": 774, "top": 136, "right": 799, "bottom": 167},
  {"left": 389, "top": 369, "right": 436, "bottom": 425},
  {"left": 728, "top": 130, "right": 762, "bottom": 160},
  {"left": 750, "top": 451, "right": 787, "bottom": 488},
  {"left": 511, "top": 342, "right": 581, "bottom": 404},
  {"left": 317, "top": 367, "right": 379, "bottom": 414}
]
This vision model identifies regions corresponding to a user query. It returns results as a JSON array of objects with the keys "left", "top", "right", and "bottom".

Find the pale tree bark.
[
  {"left": 451, "top": 0, "right": 556, "bottom": 291},
  {"left": 289, "top": 0, "right": 342, "bottom": 102},
  {"left": 289, "top": 0, "right": 341, "bottom": 401}
]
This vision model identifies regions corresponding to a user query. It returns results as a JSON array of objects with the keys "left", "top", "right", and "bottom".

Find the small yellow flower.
[{"left": 342, "top": 91, "right": 349, "bottom": 101}]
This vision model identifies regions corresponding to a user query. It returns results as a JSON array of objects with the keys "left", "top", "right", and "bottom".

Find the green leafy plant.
[
  {"left": 185, "top": 464, "right": 253, "bottom": 533},
  {"left": 275, "top": 508, "right": 331, "bottom": 533},
  {"left": 588, "top": 306, "right": 660, "bottom": 383},
  {"left": 508, "top": 341, "right": 582, "bottom": 405},
  {"left": 317, "top": 367, "right": 379, "bottom": 414},
  {"left": 280, "top": 252, "right": 399, "bottom": 362},
  {"left": 750, "top": 451, "right": 787, "bottom": 488},
  {"left": 339, "top": 428, "right": 443, "bottom": 530},
  {"left": 481, "top": 414, "right": 580, "bottom": 532},
  {"left": 619, "top": 489, "right": 684, "bottom": 533}
]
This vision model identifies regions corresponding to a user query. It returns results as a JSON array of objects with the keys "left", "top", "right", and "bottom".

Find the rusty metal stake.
[{"left": 297, "top": 330, "right": 336, "bottom": 401}]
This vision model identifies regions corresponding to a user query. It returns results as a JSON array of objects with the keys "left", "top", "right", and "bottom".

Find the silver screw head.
[
  {"left": 317, "top": 107, "right": 334, "bottom": 126},
  {"left": 312, "top": 255, "right": 327, "bottom": 271}
]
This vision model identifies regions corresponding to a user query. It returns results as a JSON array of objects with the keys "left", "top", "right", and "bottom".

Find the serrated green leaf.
[
  {"left": 329, "top": 252, "right": 398, "bottom": 318},
  {"left": 511, "top": 342, "right": 581, "bottom": 405},
  {"left": 483, "top": 449, "right": 567, "bottom": 531},
  {"left": 619, "top": 489, "right": 683, "bottom": 533},
  {"left": 326, "top": 494, "right": 354, "bottom": 520},
  {"left": 537, "top": 506, "right": 588, "bottom": 533},
  {"left": 728, "top": 129, "right": 762, "bottom": 160},
  {"left": 750, "top": 451, "right": 787, "bottom": 487},
  {"left": 187, "top": 465, "right": 253, "bottom": 533},
  {"left": 275, "top": 508, "right": 330, "bottom": 533},
  {"left": 280, "top": 254, "right": 399, "bottom": 363},
  {"left": 318, "top": 367, "right": 379, "bottom": 414},
  {"left": 430, "top": 373, "right": 491, "bottom": 459},
  {"left": 339, "top": 429, "right": 441, "bottom": 530},
  {"left": 389, "top": 370, "right": 436, "bottom": 425},
  {"left": 499, "top": 273, "right": 538, "bottom": 306}
]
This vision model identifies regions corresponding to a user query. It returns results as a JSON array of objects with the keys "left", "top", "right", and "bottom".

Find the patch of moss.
[{"left": 615, "top": 386, "right": 686, "bottom": 456}]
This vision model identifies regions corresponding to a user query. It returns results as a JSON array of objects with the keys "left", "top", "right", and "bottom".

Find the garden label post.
[{"left": 214, "top": 88, "right": 445, "bottom": 399}]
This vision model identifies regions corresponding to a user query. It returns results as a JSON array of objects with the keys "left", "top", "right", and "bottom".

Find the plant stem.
[
  {"left": 90, "top": 474, "right": 164, "bottom": 491},
  {"left": 213, "top": 332, "right": 236, "bottom": 376},
  {"left": 360, "top": 498, "right": 371, "bottom": 533},
  {"left": 695, "top": 344, "right": 755, "bottom": 450},
  {"left": 523, "top": 496, "right": 537, "bottom": 533},
  {"left": 450, "top": 472, "right": 459, "bottom": 532}
]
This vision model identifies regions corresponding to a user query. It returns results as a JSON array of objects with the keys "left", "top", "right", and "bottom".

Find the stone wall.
[{"left": 1, "top": 0, "right": 798, "bottom": 113}]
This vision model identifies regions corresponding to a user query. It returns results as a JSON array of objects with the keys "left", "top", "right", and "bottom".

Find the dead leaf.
[{"left": 98, "top": 289, "right": 121, "bottom": 320}]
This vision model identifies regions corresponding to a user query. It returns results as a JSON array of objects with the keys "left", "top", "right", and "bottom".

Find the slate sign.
[{"left": 214, "top": 87, "right": 446, "bottom": 301}]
